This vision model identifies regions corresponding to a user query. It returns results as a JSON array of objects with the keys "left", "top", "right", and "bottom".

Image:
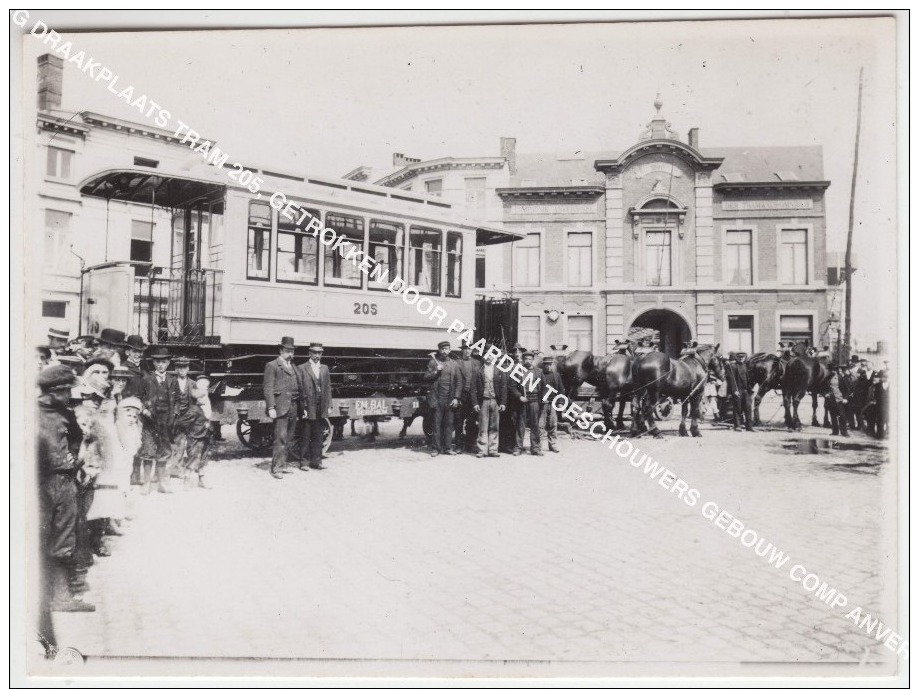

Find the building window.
[
  {"left": 324, "top": 213, "right": 365, "bottom": 289},
  {"left": 519, "top": 315, "right": 541, "bottom": 353},
  {"left": 46, "top": 147, "right": 73, "bottom": 180},
  {"left": 277, "top": 207, "right": 319, "bottom": 284},
  {"left": 780, "top": 229, "right": 808, "bottom": 285},
  {"left": 246, "top": 201, "right": 271, "bottom": 280},
  {"left": 568, "top": 315, "right": 593, "bottom": 351},
  {"left": 368, "top": 220, "right": 404, "bottom": 290},
  {"left": 779, "top": 315, "right": 814, "bottom": 347},
  {"left": 43, "top": 209, "right": 73, "bottom": 272},
  {"left": 130, "top": 220, "right": 154, "bottom": 263},
  {"left": 464, "top": 177, "right": 486, "bottom": 215},
  {"left": 727, "top": 315, "right": 754, "bottom": 354},
  {"left": 446, "top": 232, "right": 462, "bottom": 298},
  {"left": 725, "top": 229, "right": 753, "bottom": 285},
  {"left": 42, "top": 300, "right": 67, "bottom": 318},
  {"left": 133, "top": 156, "right": 159, "bottom": 168},
  {"left": 424, "top": 179, "right": 443, "bottom": 196},
  {"left": 409, "top": 227, "right": 442, "bottom": 295},
  {"left": 475, "top": 249, "right": 486, "bottom": 289},
  {"left": 567, "top": 232, "right": 592, "bottom": 287},
  {"left": 514, "top": 233, "right": 541, "bottom": 287},
  {"left": 646, "top": 231, "right": 672, "bottom": 286}
]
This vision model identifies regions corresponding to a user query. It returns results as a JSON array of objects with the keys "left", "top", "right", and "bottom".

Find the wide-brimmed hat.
[
  {"left": 47, "top": 327, "right": 69, "bottom": 341},
  {"left": 83, "top": 357, "right": 115, "bottom": 373},
  {"left": 280, "top": 336, "right": 295, "bottom": 350},
  {"left": 308, "top": 342, "right": 324, "bottom": 352},
  {"left": 125, "top": 334, "right": 147, "bottom": 351},
  {"left": 148, "top": 347, "right": 172, "bottom": 360},
  {"left": 118, "top": 396, "right": 143, "bottom": 411},
  {"left": 110, "top": 365, "right": 133, "bottom": 379},
  {"left": 173, "top": 356, "right": 192, "bottom": 367},
  {"left": 99, "top": 328, "right": 126, "bottom": 347}
]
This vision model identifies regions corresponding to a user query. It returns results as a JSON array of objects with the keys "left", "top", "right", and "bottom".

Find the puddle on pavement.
[{"left": 774, "top": 438, "right": 887, "bottom": 475}]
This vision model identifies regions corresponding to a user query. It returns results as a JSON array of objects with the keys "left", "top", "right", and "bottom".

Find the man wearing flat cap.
[
  {"left": 453, "top": 342, "right": 479, "bottom": 453},
  {"left": 264, "top": 337, "right": 300, "bottom": 478},
  {"left": 423, "top": 340, "right": 464, "bottom": 457},
  {"left": 296, "top": 343, "right": 332, "bottom": 470},
  {"left": 36, "top": 365, "right": 95, "bottom": 624},
  {"left": 499, "top": 343, "right": 526, "bottom": 453},
  {"left": 168, "top": 357, "right": 210, "bottom": 484},
  {"left": 137, "top": 347, "right": 176, "bottom": 494}
]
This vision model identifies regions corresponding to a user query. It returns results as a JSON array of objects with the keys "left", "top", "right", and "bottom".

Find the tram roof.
[{"left": 78, "top": 168, "right": 521, "bottom": 246}]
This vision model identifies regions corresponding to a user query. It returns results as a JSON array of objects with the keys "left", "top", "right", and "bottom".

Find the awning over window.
[{"left": 79, "top": 169, "right": 225, "bottom": 211}]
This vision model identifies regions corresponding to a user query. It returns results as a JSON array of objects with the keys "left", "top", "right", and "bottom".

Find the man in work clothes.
[
  {"left": 471, "top": 354, "right": 507, "bottom": 457},
  {"left": 511, "top": 350, "right": 545, "bottom": 456},
  {"left": 169, "top": 357, "right": 211, "bottom": 488},
  {"left": 453, "top": 343, "right": 480, "bottom": 453},
  {"left": 826, "top": 363, "right": 852, "bottom": 437},
  {"left": 539, "top": 357, "right": 564, "bottom": 453},
  {"left": 296, "top": 342, "right": 332, "bottom": 470},
  {"left": 724, "top": 351, "right": 753, "bottom": 432},
  {"left": 37, "top": 364, "right": 95, "bottom": 641},
  {"left": 423, "top": 341, "right": 463, "bottom": 457},
  {"left": 138, "top": 348, "right": 176, "bottom": 494},
  {"left": 264, "top": 337, "right": 300, "bottom": 479},
  {"left": 499, "top": 343, "right": 526, "bottom": 453}
]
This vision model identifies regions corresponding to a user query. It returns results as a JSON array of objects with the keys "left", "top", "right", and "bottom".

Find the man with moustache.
[
  {"left": 263, "top": 337, "right": 300, "bottom": 479},
  {"left": 296, "top": 343, "right": 333, "bottom": 471}
]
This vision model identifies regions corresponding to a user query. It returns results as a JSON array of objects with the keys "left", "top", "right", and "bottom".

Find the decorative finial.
[{"left": 654, "top": 92, "right": 663, "bottom": 115}]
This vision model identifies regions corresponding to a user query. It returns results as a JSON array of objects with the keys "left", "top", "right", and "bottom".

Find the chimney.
[
  {"left": 688, "top": 127, "right": 700, "bottom": 149},
  {"left": 38, "top": 54, "right": 64, "bottom": 111},
  {"left": 500, "top": 137, "right": 516, "bottom": 175},
  {"left": 392, "top": 152, "right": 420, "bottom": 168}
]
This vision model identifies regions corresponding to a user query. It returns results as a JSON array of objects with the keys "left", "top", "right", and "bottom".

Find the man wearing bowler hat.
[
  {"left": 296, "top": 343, "right": 332, "bottom": 470},
  {"left": 264, "top": 336, "right": 301, "bottom": 478},
  {"left": 137, "top": 347, "right": 176, "bottom": 494}
]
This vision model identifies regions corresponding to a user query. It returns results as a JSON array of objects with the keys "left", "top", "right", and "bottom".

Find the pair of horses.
[
  {"left": 746, "top": 345, "right": 836, "bottom": 431},
  {"left": 555, "top": 342, "right": 724, "bottom": 439}
]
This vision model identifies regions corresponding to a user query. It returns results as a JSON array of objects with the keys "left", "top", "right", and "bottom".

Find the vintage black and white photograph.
[{"left": 12, "top": 10, "right": 907, "bottom": 684}]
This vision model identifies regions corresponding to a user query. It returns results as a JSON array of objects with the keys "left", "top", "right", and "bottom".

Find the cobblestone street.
[{"left": 47, "top": 397, "right": 899, "bottom": 674}]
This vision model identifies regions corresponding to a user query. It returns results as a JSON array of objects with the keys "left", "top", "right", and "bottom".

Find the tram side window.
[
  {"left": 368, "top": 220, "right": 404, "bottom": 290},
  {"left": 409, "top": 227, "right": 442, "bottom": 296},
  {"left": 247, "top": 201, "right": 271, "bottom": 280},
  {"left": 277, "top": 207, "right": 319, "bottom": 284},
  {"left": 324, "top": 213, "right": 364, "bottom": 289},
  {"left": 446, "top": 232, "right": 462, "bottom": 297}
]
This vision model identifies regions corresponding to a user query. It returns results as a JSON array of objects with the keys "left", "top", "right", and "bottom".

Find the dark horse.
[
  {"left": 556, "top": 342, "right": 634, "bottom": 430},
  {"left": 781, "top": 350, "right": 832, "bottom": 430},
  {"left": 745, "top": 353, "right": 786, "bottom": 425},
  {"left": 630, "top": 344, "right": 723, "bottom": 438}
]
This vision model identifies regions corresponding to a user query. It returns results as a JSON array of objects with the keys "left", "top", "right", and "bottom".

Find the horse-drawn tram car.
[{"left": 76, "top": 164, "right": 521, "bottom": 452}]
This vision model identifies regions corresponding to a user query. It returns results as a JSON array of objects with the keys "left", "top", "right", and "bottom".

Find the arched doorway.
[{"left": 628, "top": 309, "right": 692, "bottom": 358}]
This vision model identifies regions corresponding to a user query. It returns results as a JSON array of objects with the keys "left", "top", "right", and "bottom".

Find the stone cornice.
[
  {"left": 376, "top": 157, "right": 506, "bottom": 186},
  {"left": 714, "top": 180, "right": 831, "bottom": 192},
  {"left": 595, "top": 140, "right": 725, "bottom": 174},
  {"left": 495, "top": 185, "right": 605, "bottom": 200},
  {"left": 37, "top": 112, "right": 91, "bottom": 138}
]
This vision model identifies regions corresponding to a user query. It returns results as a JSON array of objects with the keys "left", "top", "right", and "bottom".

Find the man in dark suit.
[
  {"left": 724, "top": 352, "right": 753, "bottom": 432},
  {"left": 296, "top": 342, "right": 333, "bottom": 470},
  {"left": 423, "top": 341, "right": 464, "bottom": 457},
  {"left": 539, "top": 357, "right": 564, "bottom": 452},
  {"left": 510, "top": 350, "right": 546, "bottom": 456},
  {"left": 138, "top": 347, "right": 176, "bottom": 494},
  {"left": 263, "top": 336, "right": 300, "bottom": 479},
  {"left": 123, "top": 335, "right": 147, "bottom": 484}
]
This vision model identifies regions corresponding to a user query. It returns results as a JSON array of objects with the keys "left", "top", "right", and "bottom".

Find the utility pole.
[{"left": 843, "top": 67, "right": 864, "bottom": 363}]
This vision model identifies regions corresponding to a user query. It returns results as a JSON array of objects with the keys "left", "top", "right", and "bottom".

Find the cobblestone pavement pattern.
[{"left": 48, "top": 396, "right": 898, "bottom": 669}]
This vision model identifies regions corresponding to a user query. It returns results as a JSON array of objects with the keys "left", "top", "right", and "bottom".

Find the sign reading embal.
[{"left": 722, "top": 199, "right": 813, "bottom": 211}]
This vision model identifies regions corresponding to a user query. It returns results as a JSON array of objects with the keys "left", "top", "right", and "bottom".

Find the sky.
[{"left": 17, "top": 12, "right": 901, "bottom": 346}]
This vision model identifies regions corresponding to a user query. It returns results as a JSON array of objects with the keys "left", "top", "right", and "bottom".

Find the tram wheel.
[
  {"left": 236, "top": 418, "right": 273, "bottom": 451},
  {"left": 322, "top": 418, "right": 334, "bottom": 455}
]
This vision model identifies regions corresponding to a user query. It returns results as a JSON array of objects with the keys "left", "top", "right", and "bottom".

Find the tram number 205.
[{"left": 353, "top": 302, "right": 379, "bottom": 316}]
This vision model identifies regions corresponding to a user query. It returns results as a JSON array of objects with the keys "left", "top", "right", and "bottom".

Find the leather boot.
[{"left": 52, "top": 560, "right": 95, "bottom": 613}]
